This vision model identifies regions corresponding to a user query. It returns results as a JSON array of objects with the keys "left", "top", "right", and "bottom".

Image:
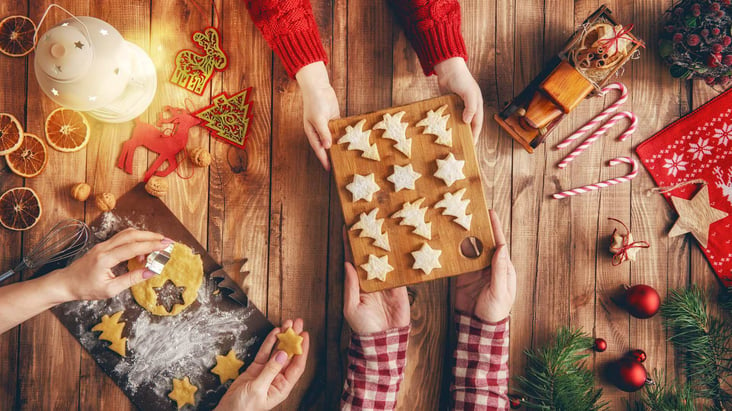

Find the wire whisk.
[{"left": 0, "top": 219, "right": 91, "bottom": 283}]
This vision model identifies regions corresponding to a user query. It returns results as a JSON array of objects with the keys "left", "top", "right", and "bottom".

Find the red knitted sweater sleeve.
[
  {"left": 245, "top": 0, "right": 328, "bottom": 78},
  {"left": 389, "top": 0, "right": 468, "bottom": 75}
]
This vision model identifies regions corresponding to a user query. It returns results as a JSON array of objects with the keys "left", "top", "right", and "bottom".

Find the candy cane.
[
  {"left": 557, "top": 111, "right": 637, "bottom": 169},
  {"left": 552, "top": 156, "right": 638, "bottom": 199},
  {"left": 556, "top": 82, "right": 629, "bottom": 149}
]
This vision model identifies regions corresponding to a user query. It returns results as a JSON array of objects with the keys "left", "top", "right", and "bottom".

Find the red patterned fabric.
[
  {"left": 637, "top": 87, "right": 732, "bottom": 286},
  {"left": 451, "top": 312, "right": 510, "bottom": 410},
  {"left": 245, "top": 0, "right": 467, "bottom": 77}
]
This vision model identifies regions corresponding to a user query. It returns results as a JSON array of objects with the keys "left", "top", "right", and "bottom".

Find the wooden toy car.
[{"left": 494, "top": 5, "right": 644, "bottom": 152}]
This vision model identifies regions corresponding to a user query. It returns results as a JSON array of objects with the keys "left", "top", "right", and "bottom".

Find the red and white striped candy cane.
[
  {"left": 552, "top": 156, "right": 638, "bottom": 199},
  {"left": 557, "top": 111, "right": 637, "bottom": 169},
  {"left": 556, "top": 82, "right": 629, "bottom": 149}
]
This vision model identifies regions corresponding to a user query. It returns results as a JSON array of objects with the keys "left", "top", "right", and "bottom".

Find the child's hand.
[
  {"left": 342, "top": 229, "right": 410, "bottom": 334},
  {"left": 434, "top": 57, "right": 484, "bottom": 141},
  {"left": 215, "top": 319, "right": 310, "bottom": 411},
  {"left": 53, "top": 228, "right": 171, "bottom": 302},
  {"left": 296, "top": 61, "right": 340, "bottom": 172},
  {"left": 454, "top": 210, "right": 516, "bottom": 323}
]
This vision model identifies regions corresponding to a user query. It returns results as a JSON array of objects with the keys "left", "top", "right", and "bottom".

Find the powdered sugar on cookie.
[
  {"left": 387, "top": 164, "right": 421, "bottom": 192},
  {"left": 337, "top": 118, "right": 380, "bottom": 160},
  {"left": 360, "top": 254, "right": 393, "bottom": 282},
  {"left": 417, "top": 105, "right": 452, "bottom": 147},
  {"left": 435, "top": 188, "right": 472, "bottom": 230},
  {"left": 434, "top": 153, "right": 465, "bottom": 187},
  {"left": 346, "top": 173, "right": 380, "bottom": 202},
  {"left": 374, "top": 111, "right": 411, "bottom": 158},
  {"left": 391, "top": 198, "right": 431, "bottom": 239},
  {"left": 411, "top": 243, "right": 442, "bottom": 275},
  {"left": 351, "top": 208, "right": 390, "bottom": 251}
]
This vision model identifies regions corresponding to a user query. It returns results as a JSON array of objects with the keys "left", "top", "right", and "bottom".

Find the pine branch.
[
  {"left": 633, "top": 372, "right": 699, "bottom": 411},
  {"left": 516, "top": 328, "right": 607, "bottom": 411}
]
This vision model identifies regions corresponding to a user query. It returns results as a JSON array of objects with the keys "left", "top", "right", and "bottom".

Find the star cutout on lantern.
[
  {"left": 276, "top": 327, "right": 304, "bottom": 359},
  {"left": 88, "top": 96, "right": 97, "bottom": 102},
  {"left": 346, "top": 173, "right": 381, "bottom": 202},
  {"left": 411, "top": 243, "right": 442, "bottom": 275},
  {"left": 434, "top": 153, "right": 466, "bottom": 187},
  {"left": 361, "top": 254, "right": 393, "bottom": 282},
  {"left": 351, "top": 208, "right": 390, "bottom": 251},
  {"left": 387, "top": 164, "right": 421, "bottom": 192},
  {"left": 100, "top": 29, "right": 109, "bottom": 36},
  {"left": 373, "top": 111, "right": 411, "bottom": 157},
  {"left": 669, "top": 185, "right": 729, "bottom": 248},
  {"left": 417, "top": 104, "right": 452, "bottom": 147},
  {"left": 51, "top": 88, "right": 59, "bottom": 96},
  {"left": 153, "top": 280, "right": 186, "bottom": 313},
  {"left": 391, "top": 197, "right": 431, "bottom": 239},
  {"left": 74, "top": 41, "right": 84, "bottom": 49},
  {"left": 168, "top": 376, "right": 198, "bottom": 409},
  {"left": 337, "top": 118, "right": 380, "bottom": 160},
  {"left": 211, "top": 349, "right": 244, "bottom": 384},
  {"left": 435, "top": 188, "right": 472, "bottom": 230}
]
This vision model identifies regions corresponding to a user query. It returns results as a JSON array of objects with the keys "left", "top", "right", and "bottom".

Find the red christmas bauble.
[
  {"left": 624, "top": 284, "right": 661, "bottom": 319},
  {"left": 630, "top": 349, "right": 647, "bottom": 363},
  {"left": 594, "top": 338, "right": 607, "bottom": 352},
  {"left": 614, "top": 358, "right": 648, "bottom": 392},
  {"left": 509, "top": 396, "right": 522, "bottom": 409}
]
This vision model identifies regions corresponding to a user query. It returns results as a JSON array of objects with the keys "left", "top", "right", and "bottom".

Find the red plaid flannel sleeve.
[
  {"left": 341, "top": 326, "right": 410, "bottom": 410},
  {"left": 451, "top": 311, "right": 510, "bottom": 410}
]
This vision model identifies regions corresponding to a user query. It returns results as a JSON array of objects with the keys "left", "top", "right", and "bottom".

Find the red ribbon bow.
[
  {"left": 596, "top": 24, "right": 645, "bottom": 57},
  {"left": 609, "top": 218, "right": 650, "bottom": 266}
]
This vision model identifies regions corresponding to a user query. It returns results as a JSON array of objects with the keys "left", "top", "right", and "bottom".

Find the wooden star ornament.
[{"left": 668, "top": 185, "right": 728, "bottom": 248}]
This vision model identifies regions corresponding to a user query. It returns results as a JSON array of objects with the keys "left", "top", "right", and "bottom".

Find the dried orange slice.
[
  {"left": 0, "top": 187, "right": 42, "bottom": 231},
  {"left": 45, "top": 108, "right": 90, "bottom": 152},
  {"left": 0, "top": 16, "right": 36, "bottom": 57},
  {"left": 6, "top": 133, "right": 48, "bottom": 178},
  {"left": 0, "top": 113, "right": 23, "bottom": 155}
]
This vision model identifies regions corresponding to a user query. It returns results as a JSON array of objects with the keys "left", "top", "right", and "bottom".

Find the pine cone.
[
  {"left": 189, "top": 147, "right": 212, "bottom": 167},
  {"left": 145, "top": 176, "right": 168, "bottom": 197},
  {"left": 95, "top": 192, "right": 116, "bottom": 212}
]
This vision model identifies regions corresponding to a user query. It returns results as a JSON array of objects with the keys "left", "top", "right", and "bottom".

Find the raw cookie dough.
[
  {"left": 276, "top": 327, "right": 304, "bottom": 359},
  {"left": 128, "top": 243, "right": 203, "bottom": 316},
  {"left": 91, "top": 311, "right": 127, "bottom": 357},
  {"left": 168, "top": 376, "right": 198, "bottom": 409},
  {"left": 211, "top": 349, "right": 245, "bottom": 384}
]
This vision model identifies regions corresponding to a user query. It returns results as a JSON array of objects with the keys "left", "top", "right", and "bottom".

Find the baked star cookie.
[
  {"left": 387, "top": 164, "right": 421, "bottom": 192},
  {"left": 361, "top": 254, "right": 393, "bottom": 281},
  {"left": 211, "top": 349, "right": 245, "bottom": 384},
  {"left": 346, "top": 173, "right": 380, "bottom": 202},
  {"left": 411, "top": 243, "right": 442, "bottom": 275},
  {"left": 435, "top": 188, "right": 472, "bottom": 230},
  {"left": 374, "top": 111, "right": 411, "bottom": 157},
  {"left": 351, "top": 208, "right": 390, "bottom": 251},
  {"left": 337, "top": 118, "right": 380, "bottom": 160},
  {"left": 434, "top": 153, "right": 465, "bottom": 187},
  {"left": 168, "top": 376, "right": 198, "bottom": 409},
  {"left": 91, "top": 311, "right": 127, "bottom": 357},
  {"left": 391, "top": 198, "right": 431, "bottom": 239},
  {"left": 417, "top": 105, "right": 452, "bottom": 147}
]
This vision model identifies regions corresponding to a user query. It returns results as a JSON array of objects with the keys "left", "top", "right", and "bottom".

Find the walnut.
[
  {"left": 95, "top": 193, "right": 116, "bottom": 212},
  {"left": 70, "top": 182, "right": 91, "bottom": 202},
  {"left": 189, "top": 147, "right": 212, "bottom": 167},
  {"left": 145, "top": 176, "right": 168, "bottom": 197}
]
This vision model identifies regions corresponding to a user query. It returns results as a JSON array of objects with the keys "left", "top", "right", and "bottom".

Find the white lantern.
[{"left": 34, "top": 16, "right": 156, "bottom": 123}]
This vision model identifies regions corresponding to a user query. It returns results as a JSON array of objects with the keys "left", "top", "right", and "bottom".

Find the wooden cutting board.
[
  {"left": 47, "top": 183, "right": 272, "bottom": 410},
  {"left": 329, "top": 94, "right": 495, "bottom": 292}
]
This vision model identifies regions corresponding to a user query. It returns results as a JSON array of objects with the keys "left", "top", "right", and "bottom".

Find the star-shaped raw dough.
[
  {"left": 211, "top": 349, "right": 245, "bottom": 384},
  {"left": 277, "top": 327, "right": 304, "bottom": 359},
  {"left": 168, "top": 376, "right": 198, "bottom": 409},
  {"left": 434, "top": 153, "right": 466, "bottom": 187},
  {"left": 668, "top": 185, "right": 729, "bottom": 248},
  {"left": 411, "top": 243, "right": 442, "bottom": 275},
  {"left": 417, "top": 105, "right": 452, "bottom": 147},
  {"left": 361, "top": 254, "right": 394, "bottom": 281},
  {"left": 391, "top": 198, "right": 431, "bottom": 239},
  {"left": 435, "top": 188, "right": 472, "bottom": 230},
  {"left": 337, "top": 118, "right": 380, "bottom": 160},
  {"left": 346, "top": 173, "right": 381, "bottom": 202},
  {"left": 374, "top": 111, "right": 411, "bottom": 157},
  {"left": 387, "top": 164, "right": 421, "bottom": 192},
  {"left": 351, "top": 208, "right": 391, "bottom": 251}
]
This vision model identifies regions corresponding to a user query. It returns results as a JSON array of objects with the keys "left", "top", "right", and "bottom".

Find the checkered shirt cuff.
[
  {"left": 451, "top": 311, "right": 510, "bottom": 410},
  {"left": 341, "top": 326, "right": 410, "bottom": 411}
]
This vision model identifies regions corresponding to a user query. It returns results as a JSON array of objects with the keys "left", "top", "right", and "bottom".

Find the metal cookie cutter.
[{"left": 145, "top": 243, "right": 174, "bottom": 274}]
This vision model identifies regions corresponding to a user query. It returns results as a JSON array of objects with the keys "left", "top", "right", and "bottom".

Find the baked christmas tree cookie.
[
  {"left": 435, "top": 188, "right": 472, "bottom": 230},
  {"left": 411, "top": 243, "right": 442, "bottom": 275},
  {"left": 434, "top": 153, "right": 465, "bottom": 187},
  {"left": 361, "top": 254, "right": 394, "bottom": 281},
  {"left": 374, "top": 111, "right": 411, "bottom": 157},
  {"left": 337, "top": 118, "right": 380, "bottom": 160},
  {"left": 346, "top": 173, "right": 380, "bottom": 202},
  {"left": 387, "top": 164, "right": 421, "bottom": 192},
  {"left": 417, "top": 104, "right": 452, "bottom": 147},
  {"left": 351, "top": 208, "right": 390, "bottom": 251},
  {"left": 391, "top": 197, "right": 431, "bottom": 239}
]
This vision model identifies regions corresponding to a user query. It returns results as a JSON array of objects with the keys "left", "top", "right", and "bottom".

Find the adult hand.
[
  {"left": 215, "top": 319, "right": 310, "bottom": 411},
  {"left": 455, "top": 210, "right": 516, "bottom": 323},
  {"left": 343, "top": 229, "right": 410, "bottom": 334},
  {"left": 433, "top": 57, "right": 484, "bottom": 141},
  {"left": 53, "top": 228, "right": 171, "bottom": 302},
  {"left": 296, "top": 61, "right": 340, "bottom": 172}
]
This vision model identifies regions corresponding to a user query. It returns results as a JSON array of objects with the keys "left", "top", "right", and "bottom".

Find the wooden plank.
[
  {"left": 0, "top": 1, "right": 28, "bottom": 409},
  {"left": 329, "top": 95, "right": 495, "bottom": 292},
  {"left": 17, "top": 2, "right": 89, "bottom": 408}
]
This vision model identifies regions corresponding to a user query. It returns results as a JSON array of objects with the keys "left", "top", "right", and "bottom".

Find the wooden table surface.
[{"left": 0, "top": 0, "right": 723, "bottom": 409}]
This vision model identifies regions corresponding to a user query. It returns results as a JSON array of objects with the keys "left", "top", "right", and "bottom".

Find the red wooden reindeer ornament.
[{"left": 117, "top": 106, "right": 202, "bottom": 182}]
